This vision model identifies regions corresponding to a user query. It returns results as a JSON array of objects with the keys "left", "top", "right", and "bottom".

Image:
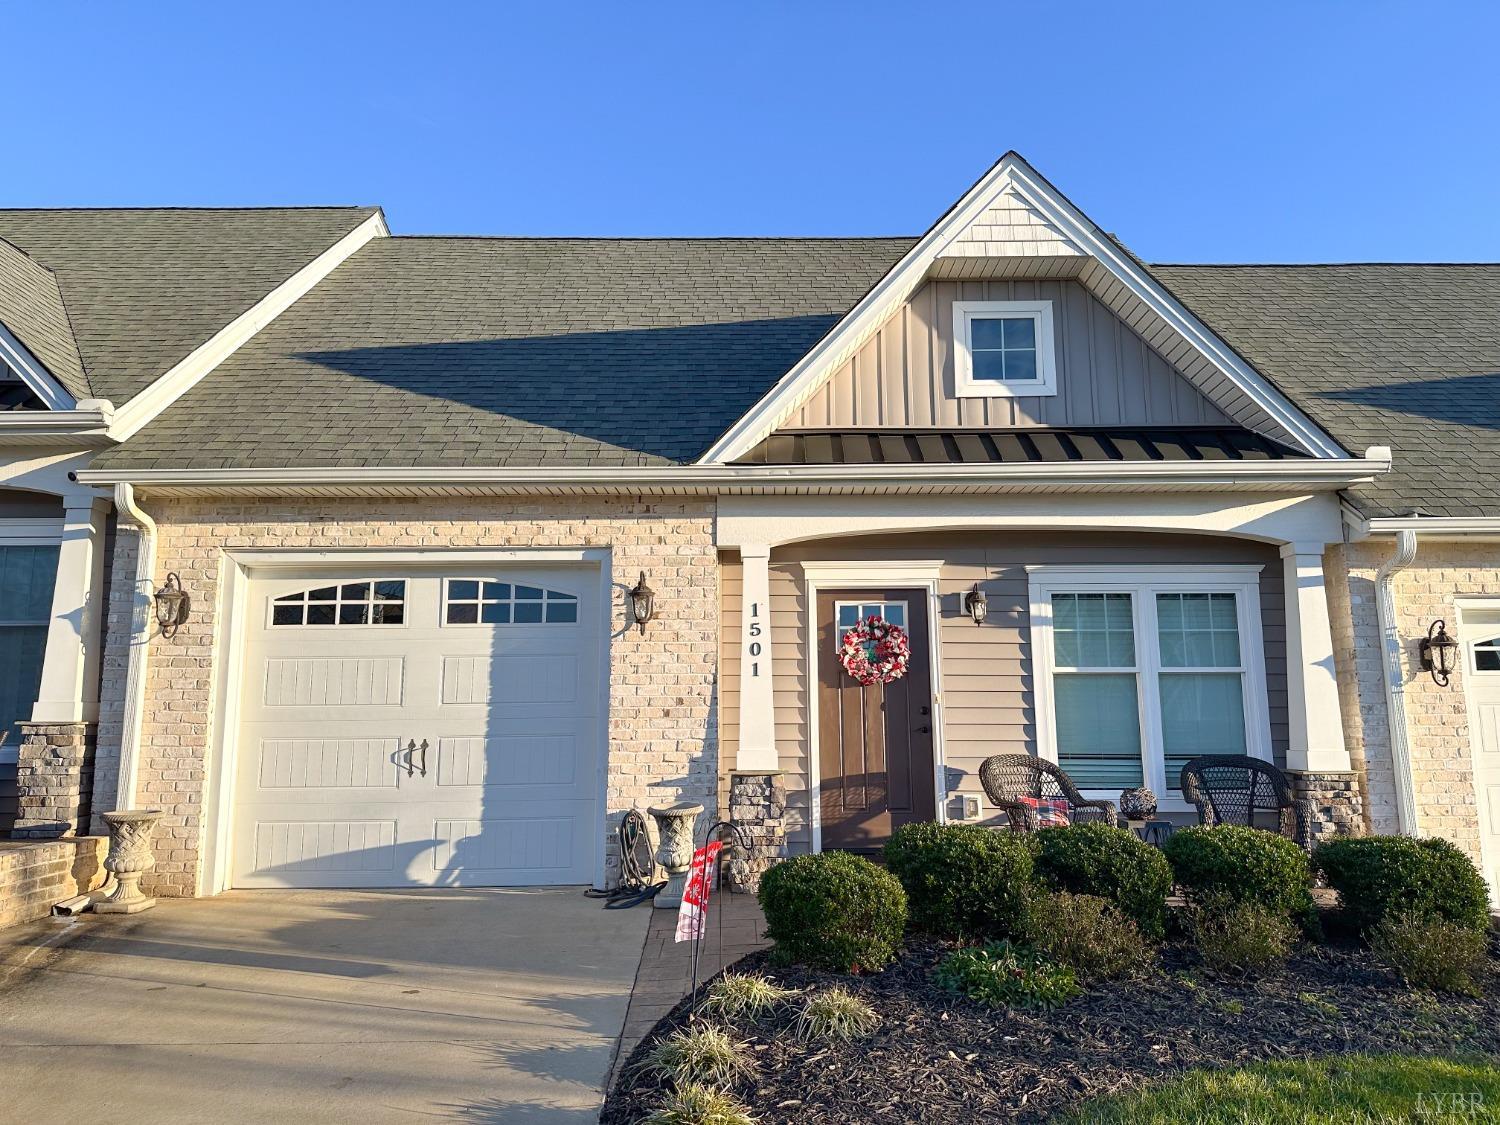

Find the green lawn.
[{"left": 1064, "top": 1055, "right": 1500, "bottom": 1124}]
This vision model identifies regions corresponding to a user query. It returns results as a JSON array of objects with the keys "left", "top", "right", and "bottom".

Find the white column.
[
  {"left": 31, "top": 494, "right": 108, "bottom": 724},
  {"left": 1281, "top": 542, "right": 1351, "bottom": 773},
  {"left": 736, "top": 544, "right": 778, "bottom": 771}
]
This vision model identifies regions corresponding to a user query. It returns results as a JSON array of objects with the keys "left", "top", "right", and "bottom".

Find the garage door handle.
[
  {"left": 416, "top": 739, "right": 429, "bottom": 778},
  {"left": 400, "top": 739, "right": 417, "bottom": 777}
]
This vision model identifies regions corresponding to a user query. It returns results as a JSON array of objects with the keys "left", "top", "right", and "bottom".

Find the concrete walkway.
[{"left": 0, "top": 888, "right": 647, "bottom": 1124}]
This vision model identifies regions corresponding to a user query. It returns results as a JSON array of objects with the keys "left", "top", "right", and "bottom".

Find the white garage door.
[
  {"left": 231, "top": 566, "right": 603, "bottom": 888},
  {"left": 1462, "top": 605, "right": 1500, "bottom": 909}
]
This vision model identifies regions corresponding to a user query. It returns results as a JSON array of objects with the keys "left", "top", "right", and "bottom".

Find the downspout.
[
  {"left": 112, "top": 483, "right": 157, "bottom": 811},
  {"left": 1375, "top": 529, "right": 1420, "bottom": 835}
]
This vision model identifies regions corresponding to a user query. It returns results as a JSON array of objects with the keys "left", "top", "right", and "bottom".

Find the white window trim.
[
  {"left": 1027, "top": 564, "right": 1272, "bottom": 813},
  {"left": 955, "top": 300, "right": 1058, "bottom": 400}
]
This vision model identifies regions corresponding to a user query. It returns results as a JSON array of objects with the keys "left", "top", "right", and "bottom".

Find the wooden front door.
[{"left": 817, "top": 588, "right": 936, "bottom": 851}]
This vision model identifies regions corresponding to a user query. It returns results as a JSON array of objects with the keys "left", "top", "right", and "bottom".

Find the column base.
[
  {"left": 12, "top": 721, "right": 96, "bottom": 839},
  {"left": 727, "top": 771, "right": 787, "bottom": 894},
  {"left": 1287, "top": 770, "right": 1363, "bottom": 849}
]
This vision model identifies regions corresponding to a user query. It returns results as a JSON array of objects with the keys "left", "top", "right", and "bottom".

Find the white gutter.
[
  {"left": 111, "top": 483, "right": 157, "bottom": 812},
  {"left": 0, "top": 399, "right": 115, "bottom": 446},
  {"left": 1368, "top": 516, "right": 1500, "bottom": 535},
  {"left": 1375, "top": 528, "right": 1421, "bottom": 835}
]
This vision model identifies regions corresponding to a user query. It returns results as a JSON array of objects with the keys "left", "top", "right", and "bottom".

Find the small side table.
[{"left": 1128, "top": 818, "right": 1176, "bottom": 847}]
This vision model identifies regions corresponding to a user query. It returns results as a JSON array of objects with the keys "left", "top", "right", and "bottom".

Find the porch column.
[
  {"left": 1280, "top": 543, "right": 1349, "bottom": 772},
  {"left": 31, "top": 494, "right": 108, "bottom": 724},
  {"left": 736, "top": 544, "right": 778, "bottom": 771}
]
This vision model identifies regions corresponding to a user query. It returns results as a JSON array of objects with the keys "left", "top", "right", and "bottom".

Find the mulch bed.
[{"left": 603, "top": 929, "right": 1500, "bottom": 1124}]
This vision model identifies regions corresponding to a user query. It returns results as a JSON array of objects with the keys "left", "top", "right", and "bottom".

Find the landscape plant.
[
  {"left": 700, "top": 972, "right": 796, "bottom": 1020},
  {"left": 883, "top": 821, "right": 1036, "bottom": 940},
  {"left": 1164, "top": 824, "right": 1316, "bottom": 931},
  {"left": 757, "top": 851, "right": 907, "bottom": 972},
  {"left": 933, "top": 940, "right": 1081, "bottom": 1010},
  {"left": 1370, "top": 911, "right": 1491, "bottom": 996},
  {"left": 645, "top": 1083, "right": 757, "bottom": 1125},
  {"left": 1026, "top": 892, "right": 1152, "bottom": 982},
  {"left": 1190, "top": 899, "right": 1297, "bottom": 975},
  {"left": 1033, "top": 822, "right": 1173, "bottom": 938},
  {"left": 636, "top": 1025, "right": 757, "bottom": 1089},
  {"left": 791, "top": 986, "right": 880, "bottom": 1042},
  {"left": 1314, "top": 835, "right": 1492, "bottom": 934}
]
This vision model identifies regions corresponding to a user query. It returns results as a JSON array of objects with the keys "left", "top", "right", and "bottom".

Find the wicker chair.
[
  {"left": 1178, "top": 755, "right": 1306, "bottom": 843},
  {"left": 978, "top": 754, "right": 1120, "bottom": 832}
]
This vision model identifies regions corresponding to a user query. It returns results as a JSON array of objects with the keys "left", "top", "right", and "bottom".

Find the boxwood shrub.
[
  {"left": 758, "top": 851, "right": 906, "bottom": 972},
  {"left": 1313, "top": 835, "right": 1491, "bottom": 934},
  {"left": 1164, "top": 825, "right": 1316, "bottom": 930},
  {"left": 1033, "top": 822, "right": 1173, "bottom": 939},
  {"left": 883, "top": 822, "right": 1035, "bottom": 940}
]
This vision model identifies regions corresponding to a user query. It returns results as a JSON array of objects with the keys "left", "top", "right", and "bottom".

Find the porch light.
[
  {"left": 628, "top": 572, "right": 656, "bottom": 634},
  {"left": 154, "top": 572, "right": 190, "bottom": 639},
  {"left": 964, "top": 583, "right": 988, "bottom": 626},
  {"left": 1419, "top": 619, "right": 1459, "bottom": 687}
]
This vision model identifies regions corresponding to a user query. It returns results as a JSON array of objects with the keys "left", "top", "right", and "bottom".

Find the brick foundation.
[
  {"left": 13, "top": 721, "right": 95, "bottom": 839},
  {"left": 0, "top": 837, "right": 108, "bottom": 931},
  {"left": 726, "top": 771, "right": 787, "bottom": 893},
  {"left": 1288, "top": 770, "right": 1363, "bottom": 849}
]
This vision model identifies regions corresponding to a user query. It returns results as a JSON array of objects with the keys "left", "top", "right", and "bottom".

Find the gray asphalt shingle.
[{"left": 0, "top": 237, "right": 87, "bottom": 398}]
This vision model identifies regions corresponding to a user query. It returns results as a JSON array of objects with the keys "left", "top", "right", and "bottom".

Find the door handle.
[
  {"left": 400, "top": 739, "right": 416, "bottom": 777},
  {"left": 416, "top": 739, "right": 429, "bottom": 778}
]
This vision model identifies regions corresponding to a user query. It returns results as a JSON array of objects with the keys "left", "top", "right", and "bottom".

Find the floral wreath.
[{"left": 839, "top": 615, "right": 912, "bottom": 686}]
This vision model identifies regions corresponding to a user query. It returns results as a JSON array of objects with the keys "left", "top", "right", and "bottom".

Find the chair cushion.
[{"left": 1019, "top": 795, "right": 1071, "bottom": 827}]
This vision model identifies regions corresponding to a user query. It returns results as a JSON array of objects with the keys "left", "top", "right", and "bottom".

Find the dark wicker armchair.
[
  {"left": 1179, "top": 755, "right": 1306, "bottom": 844},
  {"left": 978, "top": 754, "right": 1120, "bottom": 832}
]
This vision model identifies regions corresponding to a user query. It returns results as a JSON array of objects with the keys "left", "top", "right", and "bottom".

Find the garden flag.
[{"left": 674, "top": 840, "right": 723, "bottom": 942}]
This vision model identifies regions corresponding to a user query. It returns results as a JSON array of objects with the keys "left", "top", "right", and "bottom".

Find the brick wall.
[
  {"left": 92, "top": 495, "right": 720, "bottom": 896},
  {"left": 0, "top": 837, "right": 108, "bottom": 931},
  {"left": 1328, "top": 539, "right": 1494, "bottom": 864}
]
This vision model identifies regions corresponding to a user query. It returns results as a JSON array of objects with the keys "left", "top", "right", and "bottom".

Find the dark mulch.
[{"left": 603, "top": 929, "right": 1500, "bottom": 1124}]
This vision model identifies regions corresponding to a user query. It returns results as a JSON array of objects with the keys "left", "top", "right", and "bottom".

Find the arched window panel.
[
  {"left": 272, "top": 580, "right": 406, "bottom": 626},
  {"left": 444, "top": 579, "right": 578, "bottom": 625},
  {"left": 1474, "top": 636, "right": 1500, "bottom": 673}
]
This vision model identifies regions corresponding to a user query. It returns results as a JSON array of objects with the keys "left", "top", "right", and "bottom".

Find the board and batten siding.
[
  {"left": 782, "top": 279, "right": 1230, "bottom": 431},
  {"left": 720, "top": 532, "right": 1287, "bottom": 851}
]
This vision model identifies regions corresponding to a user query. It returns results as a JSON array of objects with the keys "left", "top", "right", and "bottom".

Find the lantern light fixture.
[
  {"left": 154, "top": 572, "right": 190, "bottom": 639},
  {"left": 964, "top": 582, "right": 989, "bottom": 626},
  {"left": 628, "top": 571, "right": 656, "bottom": 634},
  {"left": 1419, "top": 619, "right": 1459, "bottom": 688}
]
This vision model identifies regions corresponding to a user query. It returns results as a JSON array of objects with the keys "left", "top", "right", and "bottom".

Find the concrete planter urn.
[
  {"left": 94, "top": 810, "right": 164, "bottom": 914},
  {"left": 647, "top": 801, "right": 703, "bottom": 909}
]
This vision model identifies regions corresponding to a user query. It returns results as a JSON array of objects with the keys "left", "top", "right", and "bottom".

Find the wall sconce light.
[
  {"left": 154, "top": 572, "right": 190, "bottom": 639},
  {"left": 628, "top": 571, "right": 656, "bottom": 634},
  {"left": 1419, "top": 619, "right": 1459, "bottom": 687},
  {"left": 964, "top": 583, "right": 988, "bottom": 626}
]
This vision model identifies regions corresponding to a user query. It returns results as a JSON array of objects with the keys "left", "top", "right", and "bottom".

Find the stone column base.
[
  {"left": 727, "top": 771, "right": 787, "bottom": 894},
  {"left": 1287, "top": 770, "right": 1363, "bottom": 850},
  {"left": 12, "top": 721, "right": 95, "bottom": 839}
]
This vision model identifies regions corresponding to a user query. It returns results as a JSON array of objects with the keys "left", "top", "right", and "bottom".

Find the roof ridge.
[
  {"left": 1153, "top": 261, "right": 1500, "bottom": 268},
  {"left": 0, "top": 205, "right": 379, "bottom": 214},
  {"left": 385, "top": 234, "right": 921, "bottom": 243}
]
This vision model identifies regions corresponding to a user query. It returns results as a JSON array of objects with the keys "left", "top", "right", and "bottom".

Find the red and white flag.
[{"left": 674, "top": 840, "right": 723, "bottom": 943}]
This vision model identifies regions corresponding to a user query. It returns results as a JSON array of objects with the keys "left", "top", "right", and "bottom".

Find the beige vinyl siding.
[
  {"left": 720, "top": 532, "right": 1286, "bottom": 851},
  {"left": 783, "top": 280, "right": 1230, "bottom": 431}
]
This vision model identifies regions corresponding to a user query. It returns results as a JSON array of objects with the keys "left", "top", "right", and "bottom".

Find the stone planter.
[
  {"left": 94, "top": 810, "right": 163, "bottom": 915},
  {"left": 647, "top": 801, "right": 703, "bottom": 909}
]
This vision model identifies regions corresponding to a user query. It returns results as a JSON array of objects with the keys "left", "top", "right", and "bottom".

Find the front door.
[
  {"left": 1461, "top": 605, "right": 1500, "bottom": 908},
  {"left": 816, "top": 588, "right": 936, "bottom": 851}
]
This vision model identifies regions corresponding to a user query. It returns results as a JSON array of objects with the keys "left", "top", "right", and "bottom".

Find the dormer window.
[{"left": 953, "top": 300, "right": 1057, "bottom": 398}]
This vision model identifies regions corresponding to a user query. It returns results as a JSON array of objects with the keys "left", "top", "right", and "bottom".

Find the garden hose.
[{"left": 584, "top": 809, "right": 665, "bottom": 909}]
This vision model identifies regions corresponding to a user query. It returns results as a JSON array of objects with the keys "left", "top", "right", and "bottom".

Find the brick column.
[
  {"left": 13, "top": 721, "right": 96, "bottom": 838},
  {"left": 726, "top": 770, "right": 787, "bottom": 893}
]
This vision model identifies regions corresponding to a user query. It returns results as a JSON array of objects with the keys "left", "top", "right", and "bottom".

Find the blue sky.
[{"left": 10, "top": 2, "right": 1499, "bottom": 261}]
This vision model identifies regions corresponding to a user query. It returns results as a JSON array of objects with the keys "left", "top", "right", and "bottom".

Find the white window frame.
[
  {"left": 952, "top": 299, "right": 1058, "bottom": 399},
  {"left": 1028, "top": 564, "right": 1272, "bottom": 812}
]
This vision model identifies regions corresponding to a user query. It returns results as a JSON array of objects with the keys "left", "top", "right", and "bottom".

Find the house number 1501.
[{"left": 747, "top": 602, "right": 763, "bottom": 676}]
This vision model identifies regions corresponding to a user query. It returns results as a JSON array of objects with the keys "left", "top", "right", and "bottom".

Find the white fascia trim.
[
  {"left": 0, "top": 405, "right": 115, "bottom": 445},
  {"left": 0, "top": 321, "right": 76, "bottom": 410},
  {"left": 697, "top": 153, "right": 1346, "bottom": 464},
  {"left": 1367, "top": 516, "right": 1500, "bottom": 535},
  {"left": 107, "top": 211, "right": 389, "bottom": 442},
  {"left": 74, "top": 452, "right": 1392, "bottom": 493}
]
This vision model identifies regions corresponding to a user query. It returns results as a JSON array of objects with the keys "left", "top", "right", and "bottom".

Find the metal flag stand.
[{"left": 687, "top": 818, "right": 753, "bottom": 1008}]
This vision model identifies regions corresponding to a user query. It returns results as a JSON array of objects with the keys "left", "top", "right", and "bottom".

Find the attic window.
[{"left": 953, "top": 300, "right": 1057, "bottom": 399}]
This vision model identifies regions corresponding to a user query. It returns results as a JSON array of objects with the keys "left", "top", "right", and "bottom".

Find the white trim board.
[
  {"left": 1455, "top": 599, "right": 1500, "bottom": 910},
  {"left": 798, "top": 561, "right": 947, "bottom": 852},
  {"left": 698, "top": 153, "right": 1346, "bottom": 464}
]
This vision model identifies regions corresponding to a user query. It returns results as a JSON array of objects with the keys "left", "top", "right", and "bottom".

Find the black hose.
[{"left": 583, "top": 809, "right": 665, "bottom": 908}]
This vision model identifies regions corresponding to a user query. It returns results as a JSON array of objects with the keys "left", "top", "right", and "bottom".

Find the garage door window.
[
  {"left": 271, "top": 580, "right": 406, "bottom": 626},
  {"left": 444, "top": 579, "right": 578, "bottom": 625}
]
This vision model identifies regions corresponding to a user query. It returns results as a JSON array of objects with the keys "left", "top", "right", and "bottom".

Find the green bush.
[
  {"left": 1370, "top": 911, "right": 1491, "bottom": 996},
  {"left": 1314, "top": 835, "right": 1491, "bottom": 935},
  {"left": 1034, "top": 822, "right": 1173, "bottom": 939},
  {"left": 883, "top": 822, "right": 1035, "bottom": 940},
  {"left": 1190, "top": 900, "right": 1297, "bottom": 975},
  {"left": 1165, "top": 825, "right": 1316, "bottom": 930},
  {"left": 933, "top": 940, "right": 1081, "bottom": 1010},
  {"left": 1027, "top": 892, "right": 1152, "bottom": 982},
  {"left": 758, "top": 851, "right": 906, "bottom": 972}
]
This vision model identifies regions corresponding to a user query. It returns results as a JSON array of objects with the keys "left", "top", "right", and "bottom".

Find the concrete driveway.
[{"left": 0, "top": 888, "right": 648, "bottom": 1124}]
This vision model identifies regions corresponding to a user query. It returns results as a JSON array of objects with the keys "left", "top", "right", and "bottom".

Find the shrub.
[
  {"left": 636, "top": 1024, "right": 756, "bottom": 1088},
  {"left": 1165, "top": 825, "right": 1316, "bottom": 929},
  {"left": 1033, "top": 822, "right": 1173, "bottom": 938},
  {"left": 933, "top": 940, "right": 1081, "bottom": 1010},
  {"left": 700, "top": 972, "right": 796, "bottom": 1020},
  {"left": 758, "top": 851, "right": 906, "bottom": 972},
  {"left": 1314, "top": 835, "right": 1491, "bottom": 935},
  {"left": 791, "top": 986, "right": 880, "bottom": 1042},
  {"left": 1027, "top": 892, "right": 1152, "bottom": 982},
  {"left": 1370, "top": 912, "right": 1491, "bottom": 996},
  {"left": 645, "top": 1083, "right": 757, "bottom": 1125},
  {"left": 883, "top": 822, "right": 1035, "bottom": 939},
  {"left": 1190, "top": 900, "right": 1296, "bottom": 975}
]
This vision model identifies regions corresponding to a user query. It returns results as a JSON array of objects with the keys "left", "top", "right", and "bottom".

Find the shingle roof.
[
  {"left": 0, "top": 208, "right": 378, "bottom": 406},
  {"left": 0, "top": 237, "right": 87, "bottom": 398},
  {"left": 89, "top": 236, "right": 1500, "bottom": 517}
]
